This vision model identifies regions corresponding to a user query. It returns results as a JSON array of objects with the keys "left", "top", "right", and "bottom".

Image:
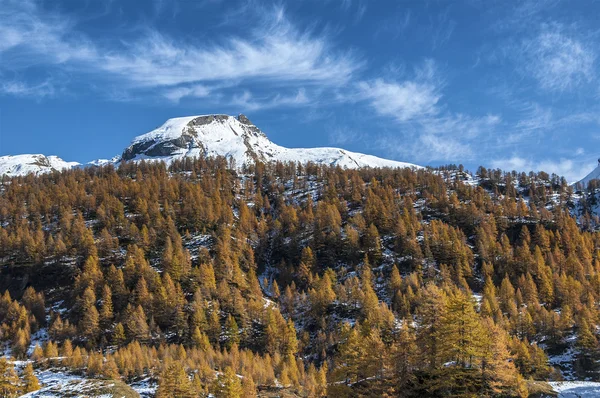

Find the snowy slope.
[
  {"left": 1, "top": 114, "right": 420, "bottom": 177},
  {"left": 550, "top": 381, "right": 600, "bottom": 397},
  {"left": 577, "top": 162, "right": 600, "bottom": 187},
  {"left": 121, "top": 114, "right": 420, "bottom": 169},
  {"left": 0, "top": 154, "right": 79, "bottom": 177}
]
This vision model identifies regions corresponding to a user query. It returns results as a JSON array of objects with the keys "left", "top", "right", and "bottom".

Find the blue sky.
[{"left": 1, "top": 0, "right": 600, "bottom": 181}]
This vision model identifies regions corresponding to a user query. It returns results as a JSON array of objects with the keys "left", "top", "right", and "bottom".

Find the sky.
[{"left": 1, "top": 0, "right": 600, "bottom": 182}]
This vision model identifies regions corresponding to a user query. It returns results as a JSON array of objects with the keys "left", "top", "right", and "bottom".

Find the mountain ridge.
[
  {"left": 576, "top": 160, "right": 600, "bottom": 187},
  {"left": 0, "top": 154, "right": 80, "bottom": 177},
  {"left": 0, "top": 114, "right": 420, "bottom": 177}
]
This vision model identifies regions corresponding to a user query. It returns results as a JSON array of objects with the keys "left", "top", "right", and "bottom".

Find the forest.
[{"left": 1, "top": 157, "right": 599, "bottom": 397}]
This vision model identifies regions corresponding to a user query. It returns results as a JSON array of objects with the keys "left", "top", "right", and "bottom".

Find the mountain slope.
[
  {"left": 577, "top": 161, "right": 600, "bottom": 187},
  {"left": 120, "top": 114, "right": 419, "bottom": 169},
  {"left": 0, "top": 114, "right": 419, "bottom": 177},
  {"left": 0, "top": 154, "right": 79, "bottom": 177}
]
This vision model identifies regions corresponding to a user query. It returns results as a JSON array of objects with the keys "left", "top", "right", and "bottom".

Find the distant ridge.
[{"left": 0, "top": 114, "right": 420, "bottom": 177}]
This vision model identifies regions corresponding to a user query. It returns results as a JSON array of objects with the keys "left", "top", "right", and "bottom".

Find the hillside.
[{"left": 0, "top": 159, "right": 599, "bottom": 397}]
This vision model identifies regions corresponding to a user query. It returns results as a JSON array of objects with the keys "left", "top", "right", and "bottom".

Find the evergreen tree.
[
  {"left": 0, "top": 358, "right": 19, "bottom": 398},
  {"left": 213, "top": 366, "right": 242, "bottom": 398},
  {"left": 393, "top": 321, "right": 417, "bottom": 391},
  {"left": 224, "top": 314, "right": 240, "bottom": 349},
  {"left": 415, "top": 284, "right": 447, "bottom": 370},
  {"left": 156, "top": 363, "right": 195, "bottom": 398},
  {"left": 438, "top": 290, "right": 484, "bottom": 368},
  {"left": 22, "top": 362, "right": 41, "bottom": 393},
  {"left": 79, "top": 286, "right": 100, "bottom": 343}
]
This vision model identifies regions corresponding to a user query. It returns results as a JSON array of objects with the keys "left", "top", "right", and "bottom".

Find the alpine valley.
[{"left": 5, "top": 114, "right": 600, "bottom": 397}]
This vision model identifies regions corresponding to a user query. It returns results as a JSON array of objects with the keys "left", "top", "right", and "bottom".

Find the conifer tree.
[
  {"left": 22, "top": 362, "right": 40, "bottom": 393},
  {"left": 213, "top": 366, "right": 242, "bottom": 398},
  {"left": 438, "top": 290, "right": 484, "bottom": 368},
  {"left": 0, "top": 358, "right": 19, "bottom": 397},
  {"left": 332, "top": 324, "right": 364, "bottom": 384},
  {"left": 241, "top": 375, "right": 257, "bottom": 398},
  {"left": 79, "top": 286, "right": 100, "bottom": 343},
  {"left": 31, "top": 344, "right": 44, "bottom": 362},
  {"left": 393, "top": 321, "right": 417, "bottom": 391},
  {"left": 415, "top": 284, "right": 447, "bottom": 370},
  {"left": 100, "top": 284, "right": 114, "bottom": 329},
  {"left": 125, "top": 304, "right": 150, "bottom": 342},
  {"left": 112, "top": 322, "right": 126, "bottom": 346},
  {"left": 224, "top": 314, "right": 240, "bottom": 349},
  {"left": 156, "top": 363, "right": 195, "bottom": 398},
  {"left": 480, "top": 318, "right": 527, "bottom": 397}
]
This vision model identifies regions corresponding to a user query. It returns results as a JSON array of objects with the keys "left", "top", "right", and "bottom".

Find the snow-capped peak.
[
  {"left": 0, "top": 113, "right": 420, "bottom": 177},
  {"left": 0, "top": 154, "right": 80, "bottom": 177},
  {"left": 120, "top": 114, "right": 419, "bottom": 169}
]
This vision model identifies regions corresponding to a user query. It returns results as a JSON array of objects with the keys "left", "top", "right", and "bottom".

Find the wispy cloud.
[
  {"left": 374, "top": 11, "right": 411, "bottom": 40},
  {"left": 357, "top": 79, "right": 440, "bottom": 122},
  {"left": 229, "top": 89, "right": 310, "bottom": 111},
  {"left": 514, "top": 103, "right": 553, "bottom": 132},
  {"left": 521, "top": 24, "right": 596, "bottom": 92},
  {"left": 357, "top": 60, "right": 440, "bottom": 121},
  {"left": 0, "top": 79, "right": 56, "bottom": 98},
  {"left": 162, "top": 85, "right": 211, "bottom": 103},
  {"left": 100, "top": 23, "right": 359, "bottom": 89},
  {"left": 0, "top": 1, "right": 361, "bottom": 103},
  {"left": 0, "top": 0, "right": 97, "bottom": 67},
  {"left": 430, "top": 9, "right": 457, "bottom": 51},
  {"left": 376, "top": 113, "right": 501, "bottom": 163},
  {"left": 350, "top": 61, "right": 502, "bottom": 162}
]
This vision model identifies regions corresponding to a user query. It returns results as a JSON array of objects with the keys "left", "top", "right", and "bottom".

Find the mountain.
[
  {"left": 576, "top": 160, "right": 600, "bottom": 187},
  {"left": 1, "top": 156, "right": 594, "bottom": 396},
  {"left": 0, "top": 114, "right": 419, "bottom": 177},
  {"left": 120, "top": 114, "right": 419, "bottom": 169},
  {"left": 0, "top": 154, "right": 80, "bottom": 177}
]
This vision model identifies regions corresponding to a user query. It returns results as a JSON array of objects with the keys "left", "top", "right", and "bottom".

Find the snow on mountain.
[
  {"left": 0, "top": 114, "right": 420, "bottom": 177},
  {"left": 120, "top": 114, "right": 420, "bottom": 169},
  {"left": 576, "top": 160, "right": 600, "bottom": 187},
  {"left": 0, "top": 154, "right": 80, "bottom": 177}
]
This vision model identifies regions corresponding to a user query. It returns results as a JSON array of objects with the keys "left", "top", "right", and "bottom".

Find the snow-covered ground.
[
  {"left": 1, "top": 114, "right": 421, "bottom": 178},
  {"left": 550, "top": 381, "right": 600, "bottom": 397},
  {"left": 576, "top": 163, "right": 600, "bottom": 187},
  {"left": 18, "top": 369, "right": 155, "bottom": 397},
  {"left": 123, "top": 114, "right": 421, "bottom": 169},
  {"left": 129, "top": 377, "right": 158, "bottom": 397},
  {"left": 0, "top": 154, "right": 79, "bottom": 177},
  {"left": 19, "top": 370, "right": 84, "bottom": 397}
]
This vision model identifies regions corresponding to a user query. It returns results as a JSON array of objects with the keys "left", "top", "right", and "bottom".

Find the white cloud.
[
  {"left": 0, "top": 0, "right": 97, "bottom": 66},
  {"left": 328, "top": 125, "right": 364, "bottom": 146},
  {"left": 412, "top": 134, "right": 474, "bottom": 161},
  {"left": 357, "top": 79, "right": 440, "bottom": 122},
  {"left": 100, "top": 27, "right": 358, "bottom": 88},
  {"left": 353, "top": 61, "right": 502, "bottom": 163},
  {"left": 515, "top": 103, "right": 553, "bottom": 132},
  {"left": 490, "top": 156, "right": 590, "bottom": 183},
  {"left": 163, "top": 85, "right": 211, "bottom": 102},
  {"left": 522, "top": 25, "right": 595, "bottom": 92},
  {"left": 376, "top": 113, "right": 501, "bottom": 163},
  {"left": 0, "top": 0, "right": 360, "bottom": 100},
  {"left": 0, "top": 79, "right": 56, "bottom": 98},
  {"left": 229, "top": 89, "right": 309, "bottom": 111}
]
